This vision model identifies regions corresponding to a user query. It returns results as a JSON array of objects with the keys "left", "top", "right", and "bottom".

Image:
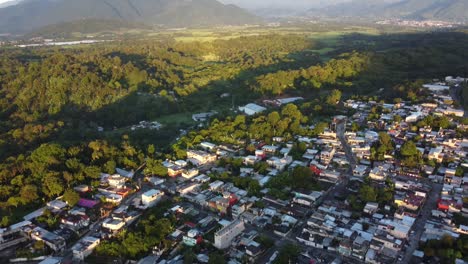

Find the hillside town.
[{"left": 0, "top": 76, "right": 467, "bottom": 264}]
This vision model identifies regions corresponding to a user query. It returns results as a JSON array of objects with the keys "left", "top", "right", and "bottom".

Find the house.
[
  {"left": 72, "top": 236, "right": 100, "bottom": 261},
  {"left": 107, "top": 175, "right": 127, "bottom": 188},
  {"left": 200, "top": 142, "right": 216, "bottom": 151},
  {"left": 47, "top": 200, "right": 68, "bottom": 212},
  {"left": 338, "top": 240, "right": 352, "bottom": 256},
  {"left": 369, "top": 166, "right": 389, "bottom": 181},
  {"left": 319, "top": 170, "right": 340, "bottom": 183},
  {"left": 353, "top": 165, "right": 369, "bottom": 177},
  {"left": 187, "top": 150, "right": 217, "bottom": 165},
  {"left": 423, "top": 84, "right": 450, "bottom": 92},
  {"left": 442, "top": 108, "right": 464, "bottom": 117},
  {"left": 363, "top": 202, "right": 379, "bottom": 214},
  {"left": 244, "top": 155, "right": 258, "bottom": 165},
  {"left": 428, "top": 146, "right": 444, "bottom": 162},
  {"left": 266, "top": 156, "right": 292, "bottom": 171},
  {"left": 209, "top": 181, "right": 224, "bottom": 191},
  {"left": 182, "top": 168, "right": 199, "bottom": 179},
  {"left": 262, "top": 145, "right": 278, "bottom": 154},
  {"left": 168, "top": 165, "right": 183, "bottom": 177},
  {"left": 61, "top": 215, "right": 90, "bottom": 230},
  {"left": 102, "top": 218, "right": 125, "bottom": 233},
  {"left": 140, "top": 189, "right": 164, "bottom": 208},
  {"left": 30, "top": 226, "right": 66, "bottom": 252},
  {"left": 405, "top": 112, "right": 423, "bottom": 123},
  {"left": 178, "top": 182, "right": 200, "bottom": 195},
  {"left": 183, "top": 229, "right": 202, "bottom": 246},
  {"left": 192, "top": 111, "right": 217, "bottom": 122},
  {"left": 239, "top": 103, "right": 266, "bottom": 116},
  {"left": 214, "top": 219, "right": 245, "bottom": 249}
]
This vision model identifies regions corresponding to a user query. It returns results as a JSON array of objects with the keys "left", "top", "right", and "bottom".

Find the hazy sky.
[{"left": 0, "top": 0, "right": 351, "bottom": 8}]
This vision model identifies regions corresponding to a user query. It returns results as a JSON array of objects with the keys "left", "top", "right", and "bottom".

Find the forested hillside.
[{"left": 0, "top": 31, "right": 467, "bottom": 224}]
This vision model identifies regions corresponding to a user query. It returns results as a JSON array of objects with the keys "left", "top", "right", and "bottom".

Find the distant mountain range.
[
  {"left": 307, "top": 0, "right": 468, "bottom": 23},
  {"left": 0, "top": 0, "right": 261, "bottom": 34}
]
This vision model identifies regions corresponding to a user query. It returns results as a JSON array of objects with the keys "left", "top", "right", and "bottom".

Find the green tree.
[
  {"left": 208, "top": 252, "right": 226, "bottom": 264},
  {"left": 326, "top": 89, "right": 342, "bottom": 105},
  {"left": 63, "top": 189, "right": 80, "bottom": 207},
  {"left": 274, "top": 244, "right": 300, "bottom": 264},
  {"left": 359, "top": 185, "right": 377, "bottom": 202}
]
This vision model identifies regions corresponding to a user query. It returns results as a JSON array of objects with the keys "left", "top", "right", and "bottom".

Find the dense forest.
[{"left": 0, "top": 31, "right": 467, "bottom": 222}]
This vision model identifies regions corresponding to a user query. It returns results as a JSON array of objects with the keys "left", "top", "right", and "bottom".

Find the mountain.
[
  {"left": 382, "top": 0, "right": 468, "bottom": 22},
  {"left": 0, "top": 0, "right": 260, "bottom": 34},
  {"left": 307, "top": 0, "right": 468, "bottom": 23},
  {"left": 26, "top": 19, "right": 151, "bottom": 38}
]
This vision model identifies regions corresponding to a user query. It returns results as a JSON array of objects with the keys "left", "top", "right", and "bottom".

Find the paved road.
[
  {"left": 398, "top": 183, "right": 442, "bottom": 264},
  {"left": 257, "top": 123, "right": 357, "bottom": 264},
  {"left": 322, "top": 120, "right": 356, "bottom": 202}
]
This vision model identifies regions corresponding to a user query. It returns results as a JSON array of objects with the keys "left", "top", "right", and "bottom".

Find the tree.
[
  {"left": 63, "top": 189, "right": 80, "bottom": 207},
  {"left": 184, "top": 250, "right": 196, "bottom": 264},
  {"left": 326, "top": 89, "right": 342, "bottom": 105},
  {"left": 274, "top": 244, "right": 300, "bottom": 264},
  {"left": 0, "top": 216, "right": 10, "bottom": 227},
  {"left": 267, "top": 111, "right": 281, "bottom": 127},
  {"left": 42, "top": 174, "right": 64, "bottom": 198},
  {"left": 144, "top": 159, "right": 168, "bottom": 177},
  {"left": 359, "top": 185, "right": 377, "bottom": 202},
  {"left": 400, "top": 140, "right": 421, "bottom": 168},
  {"left": 20, "top": 184, "right": 39, "bottom": 203},
  {"left": 208, "top": 252, "right": 226, "bottom": 264}
]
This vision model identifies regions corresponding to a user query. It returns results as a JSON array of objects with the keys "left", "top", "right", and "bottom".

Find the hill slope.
[
  {"left": 307, "top": 0, "right": 468, "bottom": 23},
  {"left": 0, "top": 0, "right": 260, "bottom": 34}
]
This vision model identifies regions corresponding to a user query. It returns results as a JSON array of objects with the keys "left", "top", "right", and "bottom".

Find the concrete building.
[
  {"left": 214, "top": 219, "right": 245, "bottom": 249},
  {"left": 72, "top": 236, "right": 100, "bottom": 261},
  {"left": 186, "top": 150, "right": 217, "bottom": 165},
  {"left": 30, "top": 226, "right": 66, "bottom": 252},
  {"left": 141, "top": 189, "right": 164, "bottom": 208},
  {"left": 239, "top": 103, "right": 266, "bottom": 116}
]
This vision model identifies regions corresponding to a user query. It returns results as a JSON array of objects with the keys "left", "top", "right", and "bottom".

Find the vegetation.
[
  {"left": 0, "top": 28, "right": 467, "bottom": 223},
  {"left": 274, "top": 244, "right": 301, "bottom": 264},
  {"left": 422, "top": 234, "right": 468, "bottom": 264}
]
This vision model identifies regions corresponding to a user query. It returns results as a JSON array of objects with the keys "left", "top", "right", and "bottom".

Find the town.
[{"left": 0, "top": 76, "right": 467, "bottom": 264}]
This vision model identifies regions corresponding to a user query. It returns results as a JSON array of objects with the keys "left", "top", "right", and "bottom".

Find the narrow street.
[{"left": 398, "top": 183, "right": 442, "bottom": 264}]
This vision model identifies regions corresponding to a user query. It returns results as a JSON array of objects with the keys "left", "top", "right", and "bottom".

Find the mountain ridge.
[
  {"left": 307, "top": 0, "right": 468, "bottom": 23},
  {"left": 0, "top": 0, "right": 261, "bottom": 34}
]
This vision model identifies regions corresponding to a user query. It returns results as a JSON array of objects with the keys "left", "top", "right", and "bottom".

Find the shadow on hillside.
[{"left": 2, "top": 31, "right": 468, "bottom": 161}]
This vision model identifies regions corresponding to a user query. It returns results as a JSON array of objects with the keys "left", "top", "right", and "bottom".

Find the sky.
[{"left": 0, "top": 0, "right": 353, "bottom": 8}]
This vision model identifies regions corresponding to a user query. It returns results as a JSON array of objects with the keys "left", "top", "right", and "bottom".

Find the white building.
[
  {"left": 239, "top": 103, "right": 266, "bottom": 116},
  {"left": 72, "top": 236, "right": 100, "bottom": 261},
  {"left": 187, "top": 150, "right": 217, "bottom": 165},
  {"left": 428, "top": 146, "right": 444, "bottom": 162},
  {"left": 182, "top": 168, "right": 199, "bottom": 179},
  {"left": 214, "top": 219, "right": 245, "bottom": 249},
  {"left": 141, "top": 189, "right": 164, "bottom": 208},
  {"left": 443, "top": 108, "right": 464, "bottom": 117},
  {"left": 107, "top": 175, "right": 127, "bottom": 188},
  {"left": 102, "top": 218, "right": 125, "bottom": 232},
  {"left": 406, "top": 112, "right": 423, "bottom": 123},
  {"left": 423, "top": 84, "right": 450, "bottom": 92}
]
